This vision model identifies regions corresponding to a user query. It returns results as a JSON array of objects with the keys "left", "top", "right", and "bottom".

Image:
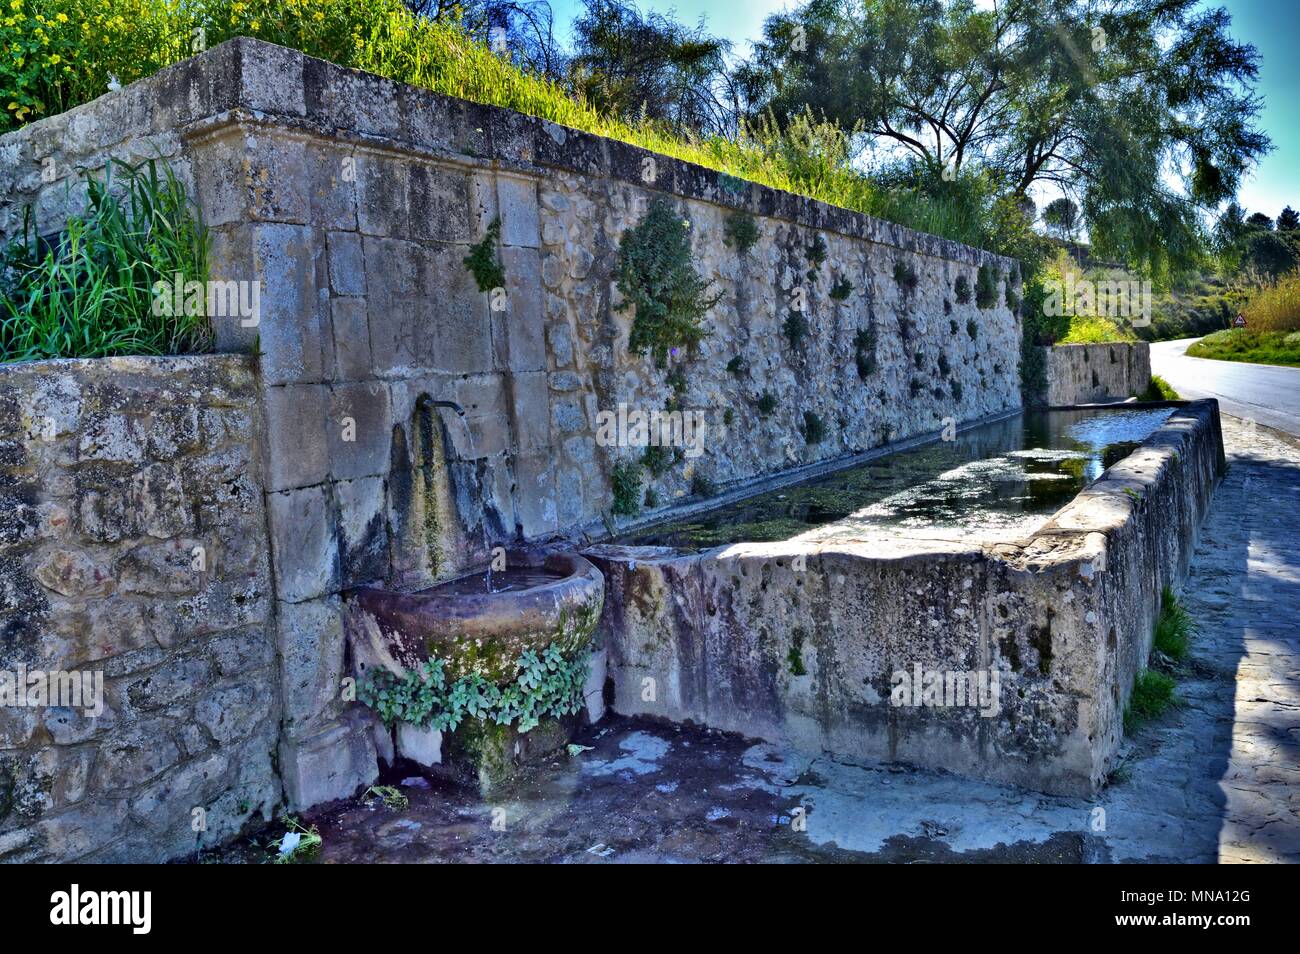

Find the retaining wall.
[{"left": 1039, "top": 342, "right": 1151, "bottom": 405}]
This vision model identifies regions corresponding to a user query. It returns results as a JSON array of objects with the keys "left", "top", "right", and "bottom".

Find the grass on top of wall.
[
  {"left": 1, "top": 0, "right": 996, "bottom": 253},
  {"left": 0, "top": 158, "right": 211, "bottom": 362}
]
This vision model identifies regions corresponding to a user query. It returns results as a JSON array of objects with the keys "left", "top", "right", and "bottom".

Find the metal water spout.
[{"left": 425, "top": 399, "right": 466, "bottom": 417}]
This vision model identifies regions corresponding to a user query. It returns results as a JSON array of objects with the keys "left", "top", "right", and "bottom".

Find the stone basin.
[{"left": 345, "top": 549, "right": 605, "bottom": 684}]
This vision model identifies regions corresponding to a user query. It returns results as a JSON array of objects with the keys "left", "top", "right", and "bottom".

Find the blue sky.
[{"left": 548, "top": 0, "right": 1296, "bottom": 221}]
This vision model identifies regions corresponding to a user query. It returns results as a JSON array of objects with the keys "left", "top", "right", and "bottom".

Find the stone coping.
[{"left": 0, "top": 36, "right": 1017, "bottom": 272}]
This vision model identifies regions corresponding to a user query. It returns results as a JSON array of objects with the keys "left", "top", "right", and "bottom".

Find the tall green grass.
[
  {"left": 0, "top": 158, "right": 211, "bottom": 361},
  {"left": 1153, "top": 586, "right": 1193, "bottom": 660},
  {"left": 2, "top": 0, "right": 998, "bottom": 253}
]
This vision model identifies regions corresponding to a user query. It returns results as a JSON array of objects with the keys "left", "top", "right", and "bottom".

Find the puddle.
[{"left": 621, "top": 407, "right": 1175, "bottom": 548}]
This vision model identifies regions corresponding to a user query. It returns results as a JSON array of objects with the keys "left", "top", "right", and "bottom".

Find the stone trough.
[{"left": 585, "top": 400, "right": 1225, "bottom": 796}]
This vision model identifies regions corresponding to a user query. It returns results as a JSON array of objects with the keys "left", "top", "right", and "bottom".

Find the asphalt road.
[{"left": 1150, "top": 337, "right": 1300, "bottom": 437}]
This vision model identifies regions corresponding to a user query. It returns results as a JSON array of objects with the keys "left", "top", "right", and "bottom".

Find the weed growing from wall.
[
  {"left": 755, "top": 391, "right": 778, "bottom": 417},
  {"left": 854, "top": 326, "right": 877, "bottom": 378},
  {"left": 726, "top": 355, "right": 750, "bottom": 376},
  {"left": 783, "top": 311, "right": 808, "bottom": 349},
  {"left": 801, "top": 410, "right": 826, "bottom": 444},
  {"left": 463, "top": 217, "right": 505, "bottom": 292},
  {"left": 617, "top": 199, "right": 720, "bottom": 365},
  {"left": 893, "top": 260, "right": 919, "bottom": 294},
  {"left": 830, "top": 275, "right": 854, "bottom": 300},
  {"left": 611, "top": 459, "right": 643, "bottom": 515},
  {"left": 723, "top": 211, "right": 759, "bottom": 254},
  {"left": 975, "top": 263, "right": 998, "bottom": 309},
  {"left": 954, "top": 273, "right": 972, "bottom": 305},
  {"left": 690, "top": 471, "right": 716, "bottom": 498}
]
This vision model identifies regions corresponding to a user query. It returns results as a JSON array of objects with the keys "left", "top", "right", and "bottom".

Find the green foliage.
[
  {"left": 641, "top": 443, "right": 672, "bottom": 477},
  {"left": 805, "top": 233, "right": 828, "bottom": 268},
  {"left": 975, "top": 264, "right": 998, "bottom": 309},
  {"left": 665, "top": 365, "right": 688, "bottom": 395},
  {"left": 782, "top": 310, "right": 808, "bottom": 348},
  {"left": 723, "top": 211, "right": 760, "bottom": 254},
  {"left": 358, "top": 643, "right": 590, "bottom": 735},
  {"left": 725, "top": 355, "right": 750, "bottom": 376},
  {"left": 892, "top": 260, "right": 919, "bottom": 293},
  {"left": 643, "top": 486, "right": 660, "bottom": 509},
  {"left": 1124, "top": 670, "right": 1179, "bottom": 734},
  {"left": 617, "top": 199, "right": 719, "bottom": 364},
  {"left": 1140, "top": 374, "right": 1181, "bottom": 400},
  {"left": 610, "top": 459, "right": 643, "bottom": 515},
  {"left": 462, "top": 217, "right": 504, "bottom": 293},
  {"left": 954, "top": 274, "right": 972, "bottom": 305},
  {"left": 787, "top": 632, "right": 807, "bottom": 676},
  {"left": 853, "top": 326, "right": 877, "bottom": 379},
  {"left": 1186, "top": 329, "right": 1300, "bottom": 368},
  {"left": 1060, "top": 316, "right": 1135, "bottom": 344},
  {"left": 830, "top": 275, "right": 854, "bottom": 301},
  {"left": 1154, "top": 586, "right": 1194, "bottom": 661},
  {"left": 950, "top": 379, "right": 963, "bottom": 402},
  {"left": 363, "top": 785, "right": 409, "bottom": 810},
  {"left": 754, "top": 391, "right": 778, "bottom": 417},
  {"left": 1, "top": 158, "right": 210, "bottom": 362},
  {"left": 690, "top": 471, "right": 715, "bottom": 498},
  {"left": 966, "top": 318, "right": 978, "bottom": 340},
  {"left": 800, "top": 410, "right": 826, "bottom": 444}
]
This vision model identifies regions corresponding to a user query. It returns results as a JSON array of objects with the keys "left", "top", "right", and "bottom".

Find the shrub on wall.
[
  {"left": 616, "top": 199, "right": 719, "bottom": 365},
  {"left": 0, "top": 158, "right": 211, "bottom": 362}
]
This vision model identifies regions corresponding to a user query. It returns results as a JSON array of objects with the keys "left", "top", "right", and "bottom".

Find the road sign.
[{"left": 1232, "top": 313, "right": 1247, "bottom": 328}]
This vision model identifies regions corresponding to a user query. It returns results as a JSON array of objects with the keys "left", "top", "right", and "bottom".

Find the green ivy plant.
[
  {"left": 358, "top": 643, "right": 590, "bottom": 735},
  {"left": 617, "top": 199, "right": 720, "bottom": 365},
  {"left": 463, "top": 217, "right": 505, "bottom": 292}
]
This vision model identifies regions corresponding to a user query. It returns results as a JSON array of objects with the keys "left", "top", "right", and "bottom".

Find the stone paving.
[{"left": 210, "top": 415, "right": 1300, "bottom": 864}]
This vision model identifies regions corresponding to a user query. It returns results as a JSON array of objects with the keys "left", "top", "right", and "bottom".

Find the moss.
[
  {"left": 755, "top": 392, "right": 778, "bottom": 417},
  {"left": 830, "top": 275, "right": 854, "bottom": 300},
  {"left": 611, "top": 459, "right": 643, "bottom": 516},
  {"left": 801, "top": 410, "right": 826, "bottom": 444},
  {"left": 462, "top": 216, "right": 505, "bottom": 292},
  {"left": 723, "top": 211, "right": 760, "bottom": 254},
  {"left": 788, "top": 630, "right": 808, "bottom": 676},
  {"left": 954, "top": 273, "right": 972, "bottom": 304}
]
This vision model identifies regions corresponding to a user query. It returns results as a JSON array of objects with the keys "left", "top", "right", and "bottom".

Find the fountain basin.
[{"left": 345, "top": 550, "right": 605, "bottom": 684}]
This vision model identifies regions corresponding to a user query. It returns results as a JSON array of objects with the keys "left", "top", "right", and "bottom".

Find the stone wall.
[
  {"left": 586, "top": 400, "right": 1225, "bottom": 796},
  {"left": 1038, "top": 342, "right": 1151, "bottom": 405},
  {"left": 0, "top": 356, "right": 278, "bottom": 862},
  {"left": 0, "top": 37, "right": 1023, "bottom": 815}
]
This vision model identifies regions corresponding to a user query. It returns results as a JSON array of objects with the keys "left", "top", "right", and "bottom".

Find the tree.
[
  {"left": 1042, "top": 197, "right": 1080, "bottom": 241},
  {"left": 1245, "top": 231, "right": 1297, "bottom": 279},
  {"left": 1246, "top": 212, "right": 1274, "bottom": 230},
  {"left": 1277, "top": 206, "right": 1299, "bottom": 231},
  {"left": 568, "top": 0, "right": 737, "bottom": 136},
  {"left": 738, "top": 0, "right": 1271, "bottom": 277}
]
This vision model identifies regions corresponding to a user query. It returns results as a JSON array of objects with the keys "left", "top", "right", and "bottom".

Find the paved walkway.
[{"left": 213, "top": 417, "right": 1300, "bottom": 863}]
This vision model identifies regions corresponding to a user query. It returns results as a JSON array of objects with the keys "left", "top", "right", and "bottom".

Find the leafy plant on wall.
[{"left": 616, "top": 198, "right": 720, "bottom": 365}]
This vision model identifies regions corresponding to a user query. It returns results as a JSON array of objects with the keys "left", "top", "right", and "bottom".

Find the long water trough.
[{"left": 586, "top": 401, "right": 1225, "bottom": 795}]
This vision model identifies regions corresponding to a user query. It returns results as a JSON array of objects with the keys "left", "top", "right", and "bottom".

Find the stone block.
[
  {"left": 363, "top": 235, "right": 421, "bottom": 376},
  {"left": 396, "top": 722, "right": 443, "bottom": 767},
  {"left": 498, "top": 246, "right": 546, "bottom": 372},
  {"left": 268, "top": 485, "right": 339, "bottom": 603},
  {"left": 584, "top": 646, "right": 608, "bottom": 724},
  {"left": 194, "top": 682, "right": 272, "bottom": 745},
  {"left": 263, "top": 383, "right": 330, "bottom": 492},
  {"left": 326, "top": 230, "right": 365, "bottom": 296},
  {"left": 330, "top": 297, "right": 371, "bottom": 381},
  {"left": 307, "top": 142, "right": 358, "bottom": 231},
  {"left": 328, "top": 381, "right": 392, "bottom": 480},
  {"left": 280, "top": 713, "right": 378, "bottom": 809},
  {"left": 496, "top": 174, "right": 540, "bottom": 248},
  {"left": 251, "top": 223, "right": 327, "bottom": 386},
  {"left": 419, "top": 243, "right": 493, "bottom": 374},
  {"left": 277, "top": 596, "right": 347, "bottom": 737},
  {"left": 336, "top": 475, "right": 389, "bottom": 586},
  {"left": 356, "top": 152, "right": 409, "bottom": 238},
  {"left": 409, "top": 162, "right": 474, "bottom": 242},
  {"left": 512, "top": 452, "right": 558, "bottom": 539},
  {"left": 509, "top": 370, "right": 550, "bottom": 454}
]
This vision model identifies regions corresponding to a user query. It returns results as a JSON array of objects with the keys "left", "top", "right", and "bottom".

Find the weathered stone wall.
[
  {"left": 0, "top": 37, "right": 1022, "bottom": 813},
  {"left": 1038, "top": 342, "right": 1151, "bottom": 405},
  {"left": 0, "top": 356, "right": 278, "bottom": 862},
  {"left": 587, "top": 400, "right": 1224, "bottom": 796}
]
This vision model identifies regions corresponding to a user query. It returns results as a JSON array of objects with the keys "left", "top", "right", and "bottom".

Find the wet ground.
[{"left": 620, "top": 406, "right": 1174, "bottom": 549}]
